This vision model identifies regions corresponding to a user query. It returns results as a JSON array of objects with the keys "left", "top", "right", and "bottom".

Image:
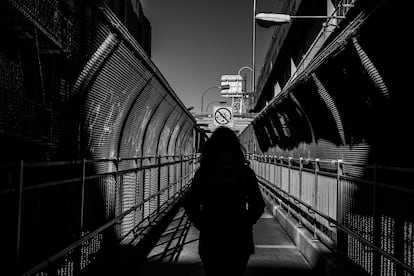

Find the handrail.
[
  {"left": 251, "top": 153, "right": 414, "bottom": 275},
  {"left": 17, "top": 153, "right": 198, "bottom": 276},
  {"left": 247, "top": 153, "right": 414, "bottom": 173},
  {"left": 1, "top": 153, "right": 200, "bottom": 275},
  {"left": 0, "top": 155, "right": 200, "bottom": 194},
  {"left": 22, "top": 179, "right": 192, "bottom": 276},
  {"left": 258, "top": 176, "right": 414, "bottom": 275},
  {"left": 6, "top": 154, "right": 196, "bottom": 168}
]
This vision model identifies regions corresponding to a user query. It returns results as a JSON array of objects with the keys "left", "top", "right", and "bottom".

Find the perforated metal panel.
[
  {"left": 142, "top": 96, "right": 175, "bottom": 157},
  {"left": 83, "top": 41, "right": 152, "bottom": 163},
  {"left": 167, "top": 114, "right": 186, "bottom": 156},
  {"left": 174, "top": 121, "right": 192, "bottom": 155},
  {"left": 80, "top": 28, "right": 198, "bottom": 247},
  {"left": 157, "top": 108, "right": 181, "bottom": 156},
  {"left": 180, "top": 129, "right": 194, "bottom": 155},
  {"left": 117, "top": 78, "right": 164, "bottom": 161}
]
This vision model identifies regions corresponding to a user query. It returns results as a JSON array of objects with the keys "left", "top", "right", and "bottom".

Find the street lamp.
[
  {"left": 237, "top": 66, "right": 253, "bottom": 92},
  {"left": 238, "top": 66, "right": 253, "bottom": 76},
  {"left": 205, "top": 101, "right": 227, "bottom": 113},
  {"left": 201, "top": 85, "right": 230, "bottom": 113},
  {"left": 255, "top": 13, "right": 345, "bottom": 27},
  {"left": 251, "top": 5, "right": 345, "bottom": 82}
]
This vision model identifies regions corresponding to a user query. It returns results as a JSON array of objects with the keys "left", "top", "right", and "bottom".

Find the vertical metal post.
[
  {"left": 263, "top": 155, "right": 265, "bottom": 179},
  {"left": 336, "top": 160, "right": 346, "bottom": 254},
  {"left": 313, "top": 159, "right": 320, "bottom": 239},
  {"left": 336, "top": 160, "right": 343, "bottom": 223},
  {"left": 298, "top": 157, "right": 303, "bottom": 227},
  {"left": 16, "top": 160, "right": 24, "bottom": 264},
  {"left": 116, "top": 158, "right": 122, "bottom": 226},
  {"left": 279, "top": 156, "right": 283, "bottom": 190},
  {"left": 180, "top": 156, "right": 183, "bottom": 193},
  {"left": 80, "top": 158, "right": 86, "bottom": 234},
  {"left": 192, "top": 153, "right": 196, "bottom": 179},
  {"left": 273, "top": 156, "right": 278, "bottom": 206},
  {"left": 263, "top": 155, "right": 265, "bottom": 181},
  {"left": 268, "top": 155, "right": 270, "bottom": 182},
  {"left": 279, "top": 156, "right": 283, "bottom": 206},
  {"left": 134, "top": 157, "right": 138, "bottom": 225},
  {"left": 141, "top": 158, "right": 145, "bottom": 221},
  {"left": 255, "top": 154, "right": 258, "bottom": 174},
  {"left": 372, "top": 162, "right": 380, "bottom": 275},
  {"left": 75, "top": 158, "right": 86, "bottom": 275},
  {"left": 252, "top": 0, "right": 256, "bottom": 93},
  {"left": 167, "top": 157, "right": 170, "bottom": 201},
  {"left": 253, "top": 154, "right": 256, "bottom": 173},
  {"left": 173, "top": 157, "right": 177, "bottom": 196},
  {"left": 273, "top": 155, "right": 276, "bottom": 187},
  {"left": 314, "top": 159, "right": 319, "bottom": 210},
  {"left": 156, "top": 156, "right": 161, "bottom": 212},
  {"left": 287, "top": 157, "right": 292, "bottom": 216},
  {"left": 184, "top": 156, "right": 188, "bottom": 188}
]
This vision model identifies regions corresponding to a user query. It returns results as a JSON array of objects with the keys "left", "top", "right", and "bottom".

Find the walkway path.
[{"left": 138, "top": 207, "right": 315, "bottom": 276}]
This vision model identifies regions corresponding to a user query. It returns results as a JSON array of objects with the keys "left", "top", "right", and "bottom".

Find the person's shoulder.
[
  {"left": 194, "top": 167, "right": 206, "bottom": 179},
  {"left": 242, "top": 164, "right": 256, "bottom": 177}
]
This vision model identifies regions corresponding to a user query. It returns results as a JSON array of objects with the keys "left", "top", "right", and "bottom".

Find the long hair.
[{"left": 200, "top": 126, "right": 246, "bottom": 167}]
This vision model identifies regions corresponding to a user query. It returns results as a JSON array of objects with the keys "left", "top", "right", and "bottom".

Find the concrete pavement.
[{"left": 138, "top": 207, "right": 315, "bottom": 276}]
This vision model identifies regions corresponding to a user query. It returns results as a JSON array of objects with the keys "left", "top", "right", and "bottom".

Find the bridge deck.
[{"left": 137, "top": 207, "right": 316, "bottom": 276}]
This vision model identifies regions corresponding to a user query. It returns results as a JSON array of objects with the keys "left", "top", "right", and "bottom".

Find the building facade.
[
  {"left": 102, "top": 0, "right": 151, "bottom": 56},
  {"left": 0, "top": 0, "right": 152, "bottom": 161}
]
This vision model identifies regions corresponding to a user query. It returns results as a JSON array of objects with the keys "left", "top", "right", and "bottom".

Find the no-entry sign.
[{"left": 213, "top": 106, "right": 233, "bottom": 127}]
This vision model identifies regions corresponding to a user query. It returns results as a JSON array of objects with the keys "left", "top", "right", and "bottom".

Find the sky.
[{"left": 140, "top": 0, "right": 283, "bottom": 114}]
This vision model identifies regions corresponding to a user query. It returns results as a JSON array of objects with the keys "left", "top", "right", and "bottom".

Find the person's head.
[{"left": 200, "top": 126, "right": 246, "bottom": 167}]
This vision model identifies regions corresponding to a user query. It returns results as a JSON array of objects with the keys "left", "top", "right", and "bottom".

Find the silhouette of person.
[{"left": 184, "top": 126, "right": 265, "bottom": 276}]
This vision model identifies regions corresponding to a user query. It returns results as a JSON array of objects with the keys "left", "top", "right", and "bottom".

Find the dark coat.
[{"left": 184, "top": 164, "right": 265, "bottom": 257}]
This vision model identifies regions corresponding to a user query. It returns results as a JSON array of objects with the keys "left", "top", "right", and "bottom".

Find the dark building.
[
  {"left": 102, "top": 0, "right": 151, "bottom": 56},
  {"left": 0, "top": 0, "right": 152, "bottom": 161}
]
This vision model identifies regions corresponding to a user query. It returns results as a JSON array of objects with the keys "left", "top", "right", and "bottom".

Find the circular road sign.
[{"left": 213, "top": 106, "right": 233, "bottom": 127}]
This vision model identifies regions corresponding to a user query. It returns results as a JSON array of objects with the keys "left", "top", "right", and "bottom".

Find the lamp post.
[
  {"left": 201, "top": 85, "right": 229, "bottom": 113},
  {"left": 255, "top": 13, "right": 345, "bottom": 27},
  {"left": 252, "top": 10, "right": 345, "bottom": 74},
  {"left": 252, "top": 0, "right": 257, "bottom": 94},
  {"left": 205, "top": 101, "right": 227, "bottom": 113}
]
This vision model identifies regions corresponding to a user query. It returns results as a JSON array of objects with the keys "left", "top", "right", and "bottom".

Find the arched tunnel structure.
[
  {"left": 239, "top": 1, "right": 414, "bottom": 275},
  {"left": 0, "top": 1, "right": 205, "bottom": 274},
  {"left": 1, "top": 0, "right": 414, "bottom": 275}
]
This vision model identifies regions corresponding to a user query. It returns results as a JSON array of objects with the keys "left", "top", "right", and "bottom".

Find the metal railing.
[
  {"left": 0, "top": 154, "right": 199, "bottom": 275},
  {"left": 248, "top": 154, "right": 414, "bottom": 275}
]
